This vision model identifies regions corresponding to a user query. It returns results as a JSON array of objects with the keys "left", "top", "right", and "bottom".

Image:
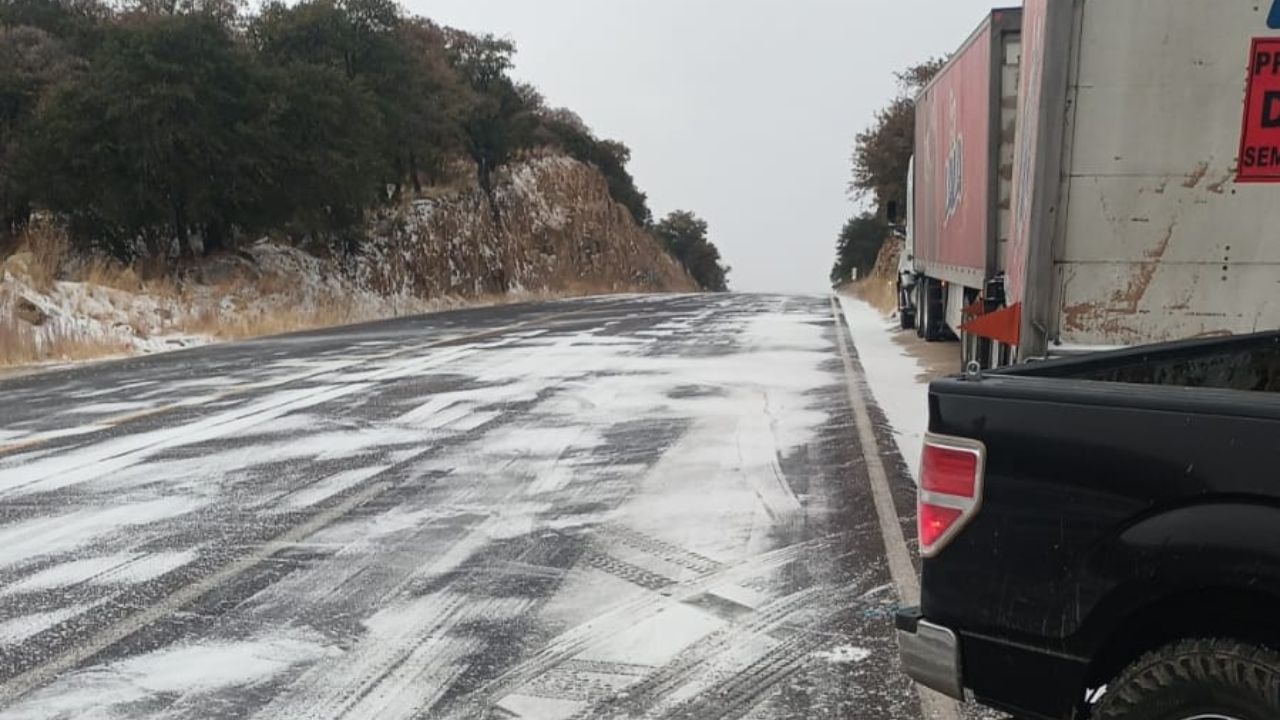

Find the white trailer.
[{"left": 978, "top": 0, "right": 1280, "bottom": 362}]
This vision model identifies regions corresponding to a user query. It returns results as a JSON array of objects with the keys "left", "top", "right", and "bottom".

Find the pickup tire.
[{"left": 1094, "top": 639, "right": 1280, "bottom": 720}]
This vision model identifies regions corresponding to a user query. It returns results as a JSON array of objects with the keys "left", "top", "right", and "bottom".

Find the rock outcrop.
[{"left": 358, "top": 155, "right": 696, "bottom": 298}]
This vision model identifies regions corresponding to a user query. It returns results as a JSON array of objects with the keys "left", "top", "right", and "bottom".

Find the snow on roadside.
[
  {"left": 837, "top": 294, "right": 930, "bottom": 482},
  {"left": 3, "top": 273, "right": 210, "bottom": 357}
]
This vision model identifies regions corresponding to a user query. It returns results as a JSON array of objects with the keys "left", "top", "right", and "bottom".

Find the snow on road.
[
  {"left": 0, "top": 295, "right": 924, "bottom": 720},
  {"left": 837, "top": 295, "right": 931, "bottom": 481}
]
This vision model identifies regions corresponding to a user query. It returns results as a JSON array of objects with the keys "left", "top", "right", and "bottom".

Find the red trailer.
[{"left": 901, "top": 8, "right": 1021, "bottom": 367}]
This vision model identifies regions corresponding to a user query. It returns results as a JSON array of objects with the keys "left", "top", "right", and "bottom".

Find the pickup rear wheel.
[{"left": 1094, "top": 639, "right": 1280, "bottom": 720}]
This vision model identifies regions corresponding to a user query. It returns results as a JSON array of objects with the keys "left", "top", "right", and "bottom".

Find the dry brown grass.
[
  {"left": 74, "top": 255, "right": 142, "bottom": 293},
  {"left": 851, "top": 277, "right": 898, "bottom": 315},
  {"left": 192, "top": 293, "right": 378, "bottom": 341},
  {"left": 0, "top": 312, "right": 41, "bottom": 366},
  {"left": 255, "top": 272, "right": 294, "bottom": 297},
  {"left": 0, "top": 308, "right": 130, "bottom": 367},
  {"left": 846, "top": 236, "right": 903, "bottom": 315},
  {"left": 40, "top": 328, "right": 130, "bottom": 362},
  {"left": 13, "top": 222, "right": 70, "bottom": 291},
  {"left": 181, "top": 304, "right": 223, "bottom": 338}
]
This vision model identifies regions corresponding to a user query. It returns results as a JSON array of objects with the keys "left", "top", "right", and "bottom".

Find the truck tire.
[
  {"left": 920, "top": 279, "right": 944, "bottom": 342},
  {"left": 915, "top": 282, "right": 927, "bottom": 339},
  {"left": 897, "top": 280, "right": 916, "bottom": 330},
  {"left": 1094, "top": 639, "right": 1280, "bottom": 720}
]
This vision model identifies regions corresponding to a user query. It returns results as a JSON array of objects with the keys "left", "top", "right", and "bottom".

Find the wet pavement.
[{"left": 0, "top": 294, "right": 940, "bottom": 720}]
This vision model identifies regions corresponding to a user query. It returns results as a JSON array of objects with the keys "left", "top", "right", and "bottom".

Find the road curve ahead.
[{"left": 0, "top": 294, "right": 923, "bottom": 720}]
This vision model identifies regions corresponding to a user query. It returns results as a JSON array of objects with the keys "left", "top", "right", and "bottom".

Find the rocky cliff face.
[
  {"left": 358, "top": 155, "right": 696, "bottom": 298},
  {"left": 0, "top": 153, "right": 695, "bottom": 365}
]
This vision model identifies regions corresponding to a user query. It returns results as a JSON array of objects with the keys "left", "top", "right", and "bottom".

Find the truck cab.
[{"left": 896, "top": 157, "right": 919, "bottom": 331}]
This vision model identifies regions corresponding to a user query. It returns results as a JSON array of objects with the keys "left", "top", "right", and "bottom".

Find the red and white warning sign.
[{"left": 1239, "top": 37, "right": 1280, "bottom": 182}]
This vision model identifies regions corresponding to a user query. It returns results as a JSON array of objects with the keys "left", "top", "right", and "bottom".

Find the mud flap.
[{"left": 960, "top": 303, "right": 1022, "bottom": 348}]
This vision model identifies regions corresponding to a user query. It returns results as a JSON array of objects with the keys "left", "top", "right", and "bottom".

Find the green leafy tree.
[
  {"left": 654, "top": 210, "right": 730, "bottom": 292},
  {"left": 122, "top": 0, "right": 244, "bottom": 25},
  {"left": 830, "top": 212, "right": 888, "bottom": 286},
  {"left": 3, "top": 0, "right": 709, "bottom": 283},
  {"left": 848, "top": 58, "right": 945, "bottom": 212},
  {"left": 0, "top": 0, "right": 109, "bottom": 53},
  {"left": 444, "top": 30, "right": 539, "bottom": 200},
  {"left": 25, "top": 14, "right": 263, "bottom": 258},
  {"left": 250, "top": 0, "right": 406, "bottom": 193},
  {"left": 250, "top": 61, "right": 384, "bottom": 245},
  {"left": 536, "top": 107, "right": 650, "bottom": 226},
  {"left": 0, "top": 25, "right": 82, "bottom": 236},
  {"left": 396, "top": 18, "right": 468, "bottom": 189}
]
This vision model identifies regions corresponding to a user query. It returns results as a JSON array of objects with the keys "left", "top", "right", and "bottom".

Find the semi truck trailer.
[
  {"left": 902, "top": 0, "right": 1280, "bottom": 369},
  {"left": 900, "top": 8, "right": 1021, "bottom": 365}
]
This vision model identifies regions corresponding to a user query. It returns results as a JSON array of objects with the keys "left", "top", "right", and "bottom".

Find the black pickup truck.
[{"left": 895, "top": 332, "right": 1280, "bottom": 720}]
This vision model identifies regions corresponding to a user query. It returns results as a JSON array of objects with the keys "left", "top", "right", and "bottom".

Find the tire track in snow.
[
  {"left": 560, "top": 579, "right": 875, "bottom": 720},
  {"left": 232, "top": 325, "right": 680, "bottom": 720},
  {"left": 251, "top": 591, "right": 536, "bottom": 720},
  {"left": 579, "top": 549, "right": 678, "bottom": 592},
  {"left": 657, "top": 626, "right": 826, "bottom": 720},
  {"left": 0, "top": 302, "right": 600, "bottom": 458},
  {"left": 592, "top": 525, "right": 724, "bottom": 575},
  {"left": 0, "top": 480, "right": 392, "bottom": 708},
  {"left": 440, "top": 535, "right": 844, "bottom": 719}
]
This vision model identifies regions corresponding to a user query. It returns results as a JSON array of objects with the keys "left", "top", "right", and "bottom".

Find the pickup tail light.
[{"left": 919, "top": 434, "right": 986, "bottom": 557}]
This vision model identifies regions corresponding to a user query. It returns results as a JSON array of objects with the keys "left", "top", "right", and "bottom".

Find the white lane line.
[
  {"left": 829, "top": 297, "right": 963, "bottom": 720},
  {"left": 0, "top": 480, "right": 392, "bottom": 708}
]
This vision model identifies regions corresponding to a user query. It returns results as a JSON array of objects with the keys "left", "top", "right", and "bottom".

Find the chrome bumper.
[{"left": 895, "top": 607, "right": 964, "bottom": 700}]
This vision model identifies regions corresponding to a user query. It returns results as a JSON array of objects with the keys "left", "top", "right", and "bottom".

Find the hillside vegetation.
[
  {"left": 831, "top": 59, "right": 942, "bottom": 287},
  {"left": 0, "top": 0, "right": 731, "bottom": 364}
]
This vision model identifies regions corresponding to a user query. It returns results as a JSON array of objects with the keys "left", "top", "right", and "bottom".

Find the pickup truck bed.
[{"left": 896, "top": 332, "right": 1280, "bottom": 720}]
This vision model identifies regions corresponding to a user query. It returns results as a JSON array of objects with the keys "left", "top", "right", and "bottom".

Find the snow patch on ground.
[
  {"left": 812, "top": 644, "right": 873, "bottom": 664},
  {"left": 0, "top": 497, "right": 203, "bottom": 570},
  {"left": 837, "top": 295, "right": 930, "bottom": 482},
  {"left": 0, "top": 630, "right": 335, "bottom": 720},
  {"left": 0, "top": 553, "right": 136, "bottom": 595},
  {"left": 577, "top": 602, "right": 725, "bottom": 667},
  {"left": 0, "top": 295, "right": 853, "bottom": 719},
  {"left": 94, "top": 549, "right": 200, "bottom": 586},
  {"left": 282, "top": 466, "right": 393, "bottom": 510},
  {"left": 0, "top": 602, "right": 103, "bottom": 645}
]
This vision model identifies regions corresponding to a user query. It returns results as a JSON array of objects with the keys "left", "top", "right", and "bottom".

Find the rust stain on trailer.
[
  {"left": 1061, "top": 301, "right": 1102, "bottom": 333},
  {"left": 1182, "top": 162, "right": 1210, "bottom": 188},
  {"left": 1109, "top": 222, "right": 1176, "bottom": 312},
  {"left": 1206, "top": 172, "right": 1233, "bottom": 194},
  {"left": 1191, "top": 329, "right": 1235, "bottom": 339},
  {"left": 1062, "top": 222, "right": 1178, "bottom": 335}
]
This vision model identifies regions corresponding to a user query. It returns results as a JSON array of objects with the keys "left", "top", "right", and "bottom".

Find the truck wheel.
[
  {"left": 920, "top": 279, "right": 944, "bottom": 342},
  {"left": 915, "top": 283, "right": 927, "bottom": 339},
  {"left": 897, "top": 281, "right": 916, "bottom": 330},
  {"left": 1094, "top": 639, "right": 1280, "bottom": 720}
]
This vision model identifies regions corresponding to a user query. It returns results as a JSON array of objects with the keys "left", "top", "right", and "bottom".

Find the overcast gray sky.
[{"left": 413, "top": 0, "right": 1007, "bottom": 293}]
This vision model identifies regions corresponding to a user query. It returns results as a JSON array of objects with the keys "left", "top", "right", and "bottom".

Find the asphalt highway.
[{"left": 0, "top": 293, "right": 944, "bottom": 720}]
